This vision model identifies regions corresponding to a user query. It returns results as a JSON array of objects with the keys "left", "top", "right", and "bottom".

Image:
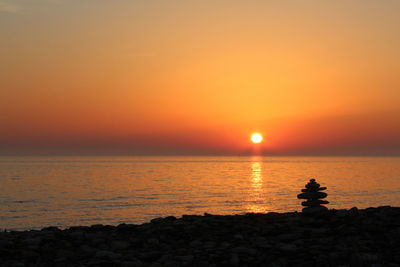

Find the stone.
[
  {"left": 150, "top": 217, "right": 164, "bottom": 223},
  {"left": 164, "top": 216, "right": 177, "bottom": 222},
  {"left": 121, "top": 261, "right": 143, "bottom": 267},
  {"left": 204, "top": 241, "right": 216, "bottom": 249},
  {"left": 306, "top": 183, "right": 320, "bottom": 189},
  {"left": 95, "top": 250, "right": 121, "bottom": 260},
  {"left": 190, "top": 240, "right": 203, "bottom": 247},
  {"left": 41, "top": 226, "right": 60, "bottom": 232},
  {"left": 233, "top": 234, "right": 244, "bottom": 240},
  {"left": 91, "top": 224, "right": 105, "bottom": 230},
  {"left": 138, "top": 251, "right": 162, "bottom": 261},
  {"left": 277, "top": 233, "right": 299, "bottom": 241},
  {"left": 0, "top": 239, "right": 11, "bottom": 248},
  {"left": 85, "top": 231, "right": 106, "bottom": 240},
  {"left": 56, "top": 249, "right": 75, "bottom": 259},
  {"left": 176, "top": 255, "right": 194, "bottom": 262},
  {"left": 89, "top": 238, "right": 106, "bottom": 247},
  {"left": 4, "top": 261, "right": 25, "bottom": 267},
  {"left": 232, "top": 246, "right": 257, "bottom": 255},
  {"left": 116, "top": 224, "right": 137, "bottom": 232},
  {"left": 278, "top": 243, "right": 297, "bottom": 252},
  {"left": 80, "top": 245, "right": 96, "bottom": 255},
  {"left": 355, "top": 252, "right": 379, "bottom": 262},
  {"left": 302, "top": 206, "right": 328, "bottom": 214},
  {"left": 336, "top": 209, "right": 348, "bottom": 217},
  {"left": 24, "top": 237, "right": 42, "bottom": 246},
  {"left": 111, "top": 240, "right": 130, "bottom": 250},
  {"left": 349, "top": 207, "right": 359, "bottom": 215},
  {"left": 129, "top": 237, "right": 142, "bottom": 245},
  {"left": 230, "top": 254, "right": 240, "bottom": 266},
  {"left": 302, "top": 200, "right": 329, "bottom": 206},
  {"left": 301, "top": 187, "right": 326, "bottom": 192},
  {"left": 21, "top": 250, "right": 39, "bottom": 259},
  {"left": 69, "top": 231, "right": 84, "bottom": 240},
  {"left": 147, "top": 238, "right": 159, "bottom": 246},
  {"left": 297, "top": 192, "right": 327, "bottom": 199}
]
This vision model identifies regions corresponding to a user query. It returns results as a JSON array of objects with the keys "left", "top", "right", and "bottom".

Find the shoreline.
[{"left": 1, "top": 206, "right": 399, "bottom": 266}]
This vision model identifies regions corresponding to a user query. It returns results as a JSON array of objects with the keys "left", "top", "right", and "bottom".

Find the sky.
[{"left": 1, "top": 0, "right": 400, "bottom": 156}]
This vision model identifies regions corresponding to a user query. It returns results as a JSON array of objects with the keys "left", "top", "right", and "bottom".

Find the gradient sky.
[{"left": 1, "top": 0, "right": 400, "bottom": 155}]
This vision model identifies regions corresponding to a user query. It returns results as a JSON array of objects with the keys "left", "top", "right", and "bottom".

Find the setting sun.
[{"left": 251, "top": 133, "right": 263, "bottom": 144}]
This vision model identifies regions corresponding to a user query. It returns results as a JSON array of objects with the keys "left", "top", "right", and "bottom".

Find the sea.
[{"left": 1, "top": 156, "right": 399, "bottom": 230}]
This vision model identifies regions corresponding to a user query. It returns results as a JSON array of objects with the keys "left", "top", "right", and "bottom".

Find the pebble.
[
  {"left": 278, "top": 243, "right": 297, "bottom": 252},
  {"left": 95, "top": 250, "right": 121, "bottom": 260},
  {"left": 336, "top": 209, "right": 348, "bottom": 217},
  {"left": 230, "top": 254, "right": 240, "bottom": 266},
  {"left": 176, "top": 255, "right": 194, "bottom": 262},
  {"left": 147, "top": 238, "right": 159, "bottom": 246},
  {"left": 111, "top": 240, "right": 130, "bottom": 250},
  {"left": 302, "top": 206, "right": 328, "bottom": 214},
  {"left": 190, "top": 240, "right": 203, "bottom": 247},
  {"left": 232, "top": 246, "right": 257, "bottom": 255}
]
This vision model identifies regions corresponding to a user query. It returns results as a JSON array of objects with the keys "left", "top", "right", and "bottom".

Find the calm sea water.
[{"left": 0, "top": 156, "right": 399, "bottom": 230}]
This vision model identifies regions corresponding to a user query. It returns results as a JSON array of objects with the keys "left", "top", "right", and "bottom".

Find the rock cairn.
[{"left": 297, "top": 178, "right": 329, "bottom": 214}]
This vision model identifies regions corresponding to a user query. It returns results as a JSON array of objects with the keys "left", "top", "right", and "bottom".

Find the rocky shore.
[{"left": 1, "top": 206, "right": 400, "bottom": 267}]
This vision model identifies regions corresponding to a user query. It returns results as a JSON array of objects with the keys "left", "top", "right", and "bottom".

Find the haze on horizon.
[{"left": 1, "top": 0, "right": 400, "bottom": 156}]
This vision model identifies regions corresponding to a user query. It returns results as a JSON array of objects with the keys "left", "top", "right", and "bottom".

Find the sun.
[{"left": 251, "top": 133, "right": 263, "bottom": 144}]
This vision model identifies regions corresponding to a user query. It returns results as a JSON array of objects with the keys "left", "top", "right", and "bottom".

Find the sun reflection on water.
[
  {"left": 251, "top": 161, "right": 262, "bottom": 190},
  {"left": 247, "top": 157, "right": 267, "bottom": 213}
]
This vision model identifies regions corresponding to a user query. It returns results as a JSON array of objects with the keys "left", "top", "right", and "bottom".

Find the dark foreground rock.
[{"left": 1, "top": 206, "right": 400, "bottom": 267}]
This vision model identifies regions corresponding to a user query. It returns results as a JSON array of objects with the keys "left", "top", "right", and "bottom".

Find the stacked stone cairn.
[{"left": 297, "top": 178, "right": 329, "bottom": 214}]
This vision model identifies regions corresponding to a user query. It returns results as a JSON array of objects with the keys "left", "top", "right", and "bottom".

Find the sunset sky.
[{"left": 1, "top": 0, "right": 399, "bottom": 155}]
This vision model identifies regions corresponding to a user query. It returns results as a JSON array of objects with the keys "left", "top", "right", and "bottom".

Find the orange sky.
[{"left": 1, "top": 1, "right": 400, "bottom": 155}]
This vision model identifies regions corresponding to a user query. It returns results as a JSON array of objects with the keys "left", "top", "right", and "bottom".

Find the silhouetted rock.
[
  {"left": 297, "top": 192, "right": 328, "bottom": 199},
  {"left": 301, "top": 200, "right": 329, "bottom": 206},
  {"left": 302, "top": 206, "right": 328, "bottom": 214},
  {"left": 298, "top": 178, "right": 329, "bottom": 213}
]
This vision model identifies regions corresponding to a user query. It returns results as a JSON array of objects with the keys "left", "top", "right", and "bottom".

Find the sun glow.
[{"left": 251, "top": 133, "right": 263, "bottom": 144}]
